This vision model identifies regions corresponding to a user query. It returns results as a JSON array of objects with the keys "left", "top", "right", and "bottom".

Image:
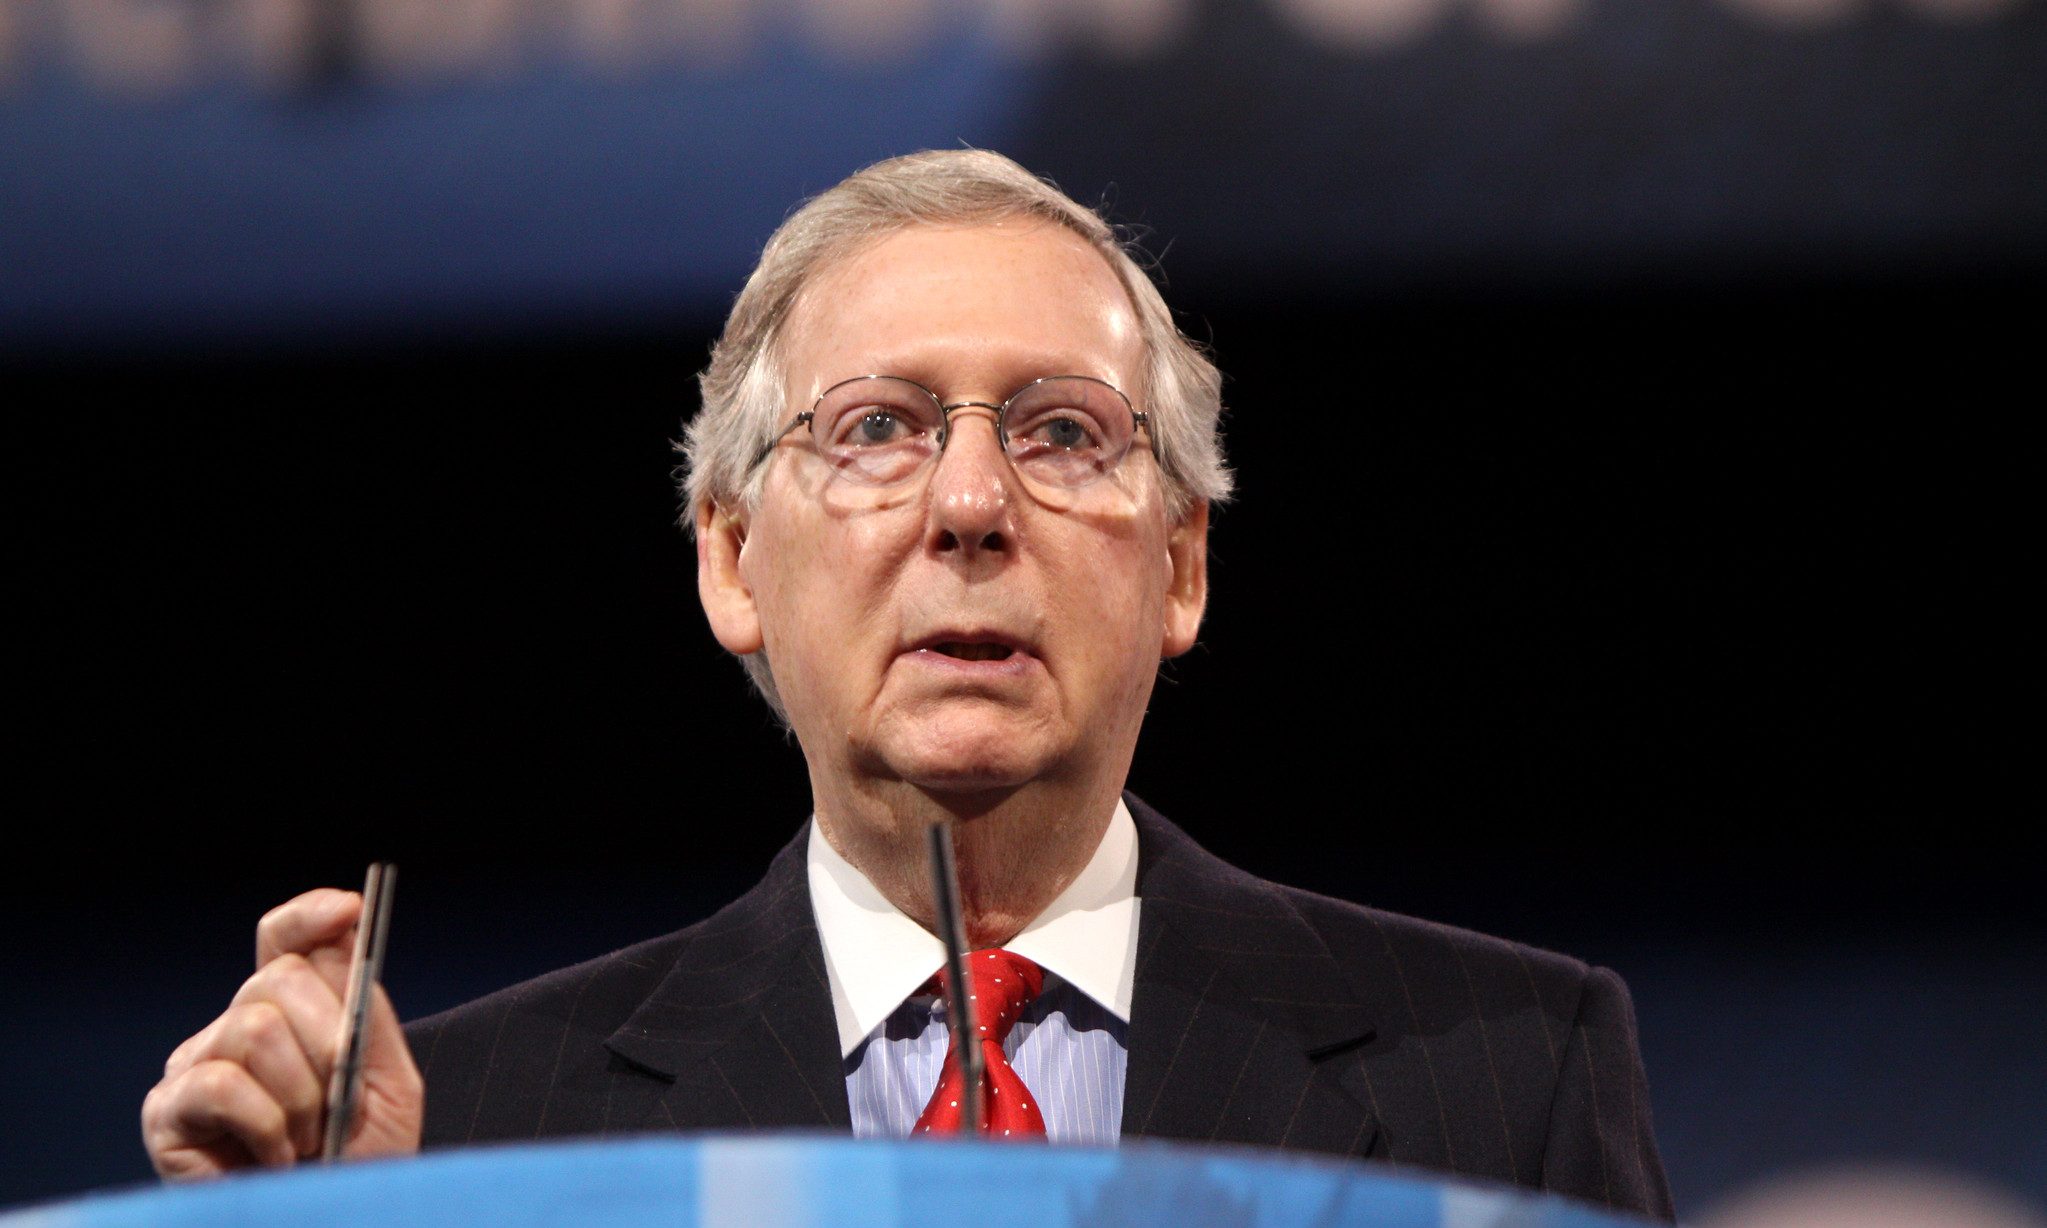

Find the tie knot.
[{"left": 935, "top": 949, "right": 1043, "bottom": 1045}]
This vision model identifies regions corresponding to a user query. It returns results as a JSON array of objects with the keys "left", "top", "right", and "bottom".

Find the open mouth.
[{"left": 929, "top": 641, "right": 1016, "bottom": 662}]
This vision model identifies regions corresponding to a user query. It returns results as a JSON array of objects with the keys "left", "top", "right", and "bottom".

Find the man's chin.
[
  {"left": 890, "top": 756, "right": 1044, "bottom": 795},
  {"left": 876, "top": 726, "right": 1062, "bottom": 795}
]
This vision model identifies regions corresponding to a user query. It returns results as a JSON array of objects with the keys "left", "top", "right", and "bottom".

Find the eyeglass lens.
[{"left": 809, "top": 376, "right": 1134, "bottom": 488}]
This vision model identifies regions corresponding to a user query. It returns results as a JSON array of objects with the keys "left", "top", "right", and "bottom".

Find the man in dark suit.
[{"left": 141, "top": 149, "right": 1672, "bottom": 1221}]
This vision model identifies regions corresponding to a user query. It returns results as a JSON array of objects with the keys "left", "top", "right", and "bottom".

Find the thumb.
[
  {"left": 362, "top": 983, "right": 415, "bottom": 1080},
  {"left": 256, "top": 889, "right": 361, "bottom": 969},
  {"left": 341, "top": 983, "right": 425, "bottom": 1157}
]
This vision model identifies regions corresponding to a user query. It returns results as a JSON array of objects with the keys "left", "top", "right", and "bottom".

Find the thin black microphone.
[{"left": 925, "top": 823, "right": 984, "bottom": 1136}]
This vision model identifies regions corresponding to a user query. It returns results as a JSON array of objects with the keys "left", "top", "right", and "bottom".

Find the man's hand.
[{"left": 141, "top": 889, "right": 424, "bottom": 1179}]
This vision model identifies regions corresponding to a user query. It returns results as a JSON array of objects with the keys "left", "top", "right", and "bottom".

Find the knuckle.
[
  {"left": 141, "top": 1116, "right": 181, "bottom": 1160},
  {"left": 268, "top": 951, "right": 313, "bottom": 979},
  {"left": 165, "top": 1016, "right": 223, "bottom": 1077},
  {"left": 241, "top": 1000, "right": 290, "bottom": 1047},
  {"left": 190, "top": 1058, "right": 245, "bottom": 1101},
  {"left": 160, "top": 1155, "right": 222, "bottom": 1182},
  {"left": 243, "top": 953, "right": 309, "bottom": 999},
  {"left": 255, "top": 902, "right": 289, "bottom": 946}
]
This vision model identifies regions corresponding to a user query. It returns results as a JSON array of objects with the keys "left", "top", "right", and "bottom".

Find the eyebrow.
[{"left": 830, "top": 355, "right": 1127, "bottom": 400}]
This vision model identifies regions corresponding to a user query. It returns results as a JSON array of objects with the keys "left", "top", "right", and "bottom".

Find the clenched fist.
[{"left": 141, "top": 889, "right": 424, "bottom": 1179}]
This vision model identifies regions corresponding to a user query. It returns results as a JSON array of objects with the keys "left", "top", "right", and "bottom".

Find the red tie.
[{"left": 914, "top": 949, "right": 1047, "bottom": 1139}]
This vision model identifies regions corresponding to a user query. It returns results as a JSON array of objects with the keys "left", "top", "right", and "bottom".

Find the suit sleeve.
[{"left": 1539, "top": 965, "right": 1676, "bottom": 1222}]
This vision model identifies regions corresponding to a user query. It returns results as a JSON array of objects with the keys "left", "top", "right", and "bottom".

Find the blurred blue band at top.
[{"left": 0, "top": 19, "right": 1035, "bottom": 350}]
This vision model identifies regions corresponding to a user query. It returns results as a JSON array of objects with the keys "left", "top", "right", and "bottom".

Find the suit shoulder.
[
  {"left": 1126, "top": 794, "right": 1600, "bottom": 1012},
  {"left": 1271, "top": 881, "right": 1598, "bottom": 1016}
]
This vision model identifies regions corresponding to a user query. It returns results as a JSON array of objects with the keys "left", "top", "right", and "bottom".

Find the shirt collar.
[{"left": 807, "top": 799, "right": 1141, "bottom": 1058}]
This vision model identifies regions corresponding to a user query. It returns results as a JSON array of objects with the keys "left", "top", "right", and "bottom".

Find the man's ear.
[
  {"left": 696, "top": 499, "right": 764, "bottom": 655},
  {"left": 1162, "top": 499, "right": 1209, "bottom": 659}
]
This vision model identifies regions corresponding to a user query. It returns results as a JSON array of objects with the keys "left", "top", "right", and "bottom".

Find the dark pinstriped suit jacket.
[{"left": 405, "top": 796, "right": 1674, "bottom": 1221}]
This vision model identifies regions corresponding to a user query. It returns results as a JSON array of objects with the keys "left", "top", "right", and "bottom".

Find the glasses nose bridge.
[{"left": 937, "top": 400, "right": 1009, "bottom": 453}]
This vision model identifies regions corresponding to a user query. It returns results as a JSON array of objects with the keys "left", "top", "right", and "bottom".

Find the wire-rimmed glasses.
[{"left": 750, "top": 374, "right": 1149, "bottom": 490}]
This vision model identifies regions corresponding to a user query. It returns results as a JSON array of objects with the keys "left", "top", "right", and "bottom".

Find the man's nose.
[{"left": 925, "top": 407, "right": 1015, "bottom": 558}]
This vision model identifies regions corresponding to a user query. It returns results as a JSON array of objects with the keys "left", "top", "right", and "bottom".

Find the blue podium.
[{"left": 4, "top": 1136, "right": 1656, "bottom": 1228}]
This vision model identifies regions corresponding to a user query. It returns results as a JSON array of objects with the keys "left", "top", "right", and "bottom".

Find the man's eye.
[
  {"left": 850, "top": 411, "right": 905, "bottom": 445},
  {"left": 1031, "top": 415, "right": 1097, "bottom": 450}
]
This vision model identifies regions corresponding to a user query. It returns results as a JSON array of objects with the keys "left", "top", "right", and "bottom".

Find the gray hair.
[{"left": 676, "top": 148, "right": 1231, "bottom": 718}]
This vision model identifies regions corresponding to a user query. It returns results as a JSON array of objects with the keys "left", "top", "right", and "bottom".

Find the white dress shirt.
[{"left": 806, "top": 800, "right": 1140, "bottom": 1144}]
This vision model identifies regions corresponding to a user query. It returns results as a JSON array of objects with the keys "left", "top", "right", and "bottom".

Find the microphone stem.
[{"left": 926, "top": 822, "right": 984, "bottom": 1136}]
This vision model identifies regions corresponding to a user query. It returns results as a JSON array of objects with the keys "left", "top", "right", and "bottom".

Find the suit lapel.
[
  {"left": 602, "top": 825, "right": 850, "bottom": 1134},
  {"left": 1123, "top": 797, "right": 1381, "bottom": 1158},
  {"left": 591, "top": 801, "right": 1374, "bottom": 1153}
]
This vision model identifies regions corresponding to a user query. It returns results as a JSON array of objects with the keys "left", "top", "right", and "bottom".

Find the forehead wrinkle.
[{"left": 782, "top": 223, "right": 1143, "bottom": 407}]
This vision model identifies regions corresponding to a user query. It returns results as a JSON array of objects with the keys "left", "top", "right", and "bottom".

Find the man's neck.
[{"left": 810, "top": 777, "right": 1121, "bottom": 949}]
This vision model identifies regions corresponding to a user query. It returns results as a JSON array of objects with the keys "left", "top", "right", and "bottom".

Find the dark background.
[{"left": 4, "top": 0, "right": 2042, "bottom": 1215}]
